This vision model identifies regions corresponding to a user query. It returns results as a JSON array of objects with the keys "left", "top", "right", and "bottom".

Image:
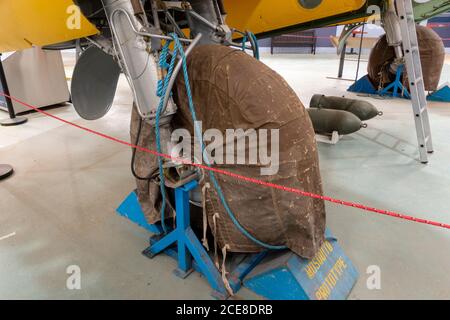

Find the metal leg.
[
  {"left": 183, "top": 227, "right": 225, "bottom": 293},
  {"left": 174, "top": 239, "right": 194, "bottom": 279},
  {"left": 142, "top": 180, "right": 228, "bottom": 297},
  {"left": 174, "top": 185, "right": 193, "bottom": 277},
  {"left": 146, "top": 231, "right": 178, "bottom": 257},
  {"left": 338, "top": 44, "right": 347, "bottom": 78},
  {"left": 354, "top": 23, "right": 365, "bottom": 82}
]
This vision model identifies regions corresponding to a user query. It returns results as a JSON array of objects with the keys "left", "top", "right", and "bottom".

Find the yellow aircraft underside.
[
  {"left": 0, "top": 0, "right": 98, "bottom": 53},
  {"left": 0, "top": 0, "right": 369, "bottom": 53},
  {"left": 224, "top": 0, "right": 368, "bottom": 36}
]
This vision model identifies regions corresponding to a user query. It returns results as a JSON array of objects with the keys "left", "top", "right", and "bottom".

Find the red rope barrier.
[{"left": 1, "top": 92, "right": 449, "bottom": 231}]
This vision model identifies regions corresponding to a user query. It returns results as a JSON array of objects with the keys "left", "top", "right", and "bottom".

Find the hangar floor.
[{"left": 0, "top": 52, "right": 449, "bottom": 299}]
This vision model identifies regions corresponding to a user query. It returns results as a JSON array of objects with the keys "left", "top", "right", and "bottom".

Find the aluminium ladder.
[{"left": 396, "top": 0, "right": 434, "bottom": 163}]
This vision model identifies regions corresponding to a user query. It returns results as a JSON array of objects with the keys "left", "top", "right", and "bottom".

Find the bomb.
[
  {"left": 310, "top": 94, "right": 382, "bottom": 121},
  {"left": 307, "top": 108, "right": 366, "bottom": 136}
]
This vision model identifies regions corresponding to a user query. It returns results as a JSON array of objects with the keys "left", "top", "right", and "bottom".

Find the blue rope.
[
  {"left": 249, "top": 31, "right": 260, "bottom": 60},
  {"left": 155, "top": 38, "right": 179, "bottom": 234},
  {"left": 241, "top": 31, "right": 260, "bottom": 60},
  {"left": 165, "top": 34, "right": 286, "bottom": 250},
  {"left": 241, "top": 34, "right": 248, "bottom": 52}
]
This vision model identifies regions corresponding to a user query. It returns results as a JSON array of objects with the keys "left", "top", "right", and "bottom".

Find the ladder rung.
[
  {"left": 415, "top": 106, "right": 428, "bottom": 116},
  {"left": 410, "top": 77, "right": 423, "bottom": 86},
  {"left": 404, "top": 46, "right": 419, "bottom": 55}
]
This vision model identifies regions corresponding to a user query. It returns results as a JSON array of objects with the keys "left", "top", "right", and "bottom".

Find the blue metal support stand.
[
  {"left": 141, "top": 180, "right": 229, "bottom": 298},
  {"left": 379, "top": 64, "right": 410, "bottom": 99},
  {"left": 117, "top": 190, "right": 163, "bottom": 235},
  {"left": 427, "top": 84, "right": 450, "bottom": 102},
  {"left": 117, "top": 182, "right": 359, "bottom": 300},
  {"left": 348, "top": 65, "right": 414, "bottom": 100}
]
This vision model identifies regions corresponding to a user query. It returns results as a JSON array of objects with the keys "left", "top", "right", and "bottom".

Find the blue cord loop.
[
  {"left": 241, "top": 34, "right": 248, "bottom": 51},
  {"left": 241, "top": 31, "right": 260, "bottom": 60},
  {"left": 155, "top": 33, "right": 286, "bottom": 250}
]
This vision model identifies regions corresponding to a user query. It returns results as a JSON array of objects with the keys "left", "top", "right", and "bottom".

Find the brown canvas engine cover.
[
  {"left": 131, "top": 45, "right": 326, "bottom": 259},
  {"left": 368, "top": 25, "right": 445, "bottom": 91}
]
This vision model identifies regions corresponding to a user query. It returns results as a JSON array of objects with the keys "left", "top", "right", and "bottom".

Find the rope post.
[
  {"left": 0, "top": 164, "right": 13, "bottom": 180},
  {"left": 0, "top": 54, "right": 28, "bottom": 126}
]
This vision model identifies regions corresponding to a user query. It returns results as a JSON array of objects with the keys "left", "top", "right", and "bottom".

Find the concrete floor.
[{"left": 0, "top": 51, "right": 449, "bottom": 300}]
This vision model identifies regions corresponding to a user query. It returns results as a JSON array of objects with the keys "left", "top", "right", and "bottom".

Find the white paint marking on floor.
[{"left": 0, "top": 232, "right": 16, "bottom": 241}]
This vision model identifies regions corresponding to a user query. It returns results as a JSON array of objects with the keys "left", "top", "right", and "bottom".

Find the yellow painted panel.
[
  {"left": 224, "top": 0, "right": 368, "bottom": 36},
  {"left": 0, "top": 0, "right": 98, "bottom": 53}
]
